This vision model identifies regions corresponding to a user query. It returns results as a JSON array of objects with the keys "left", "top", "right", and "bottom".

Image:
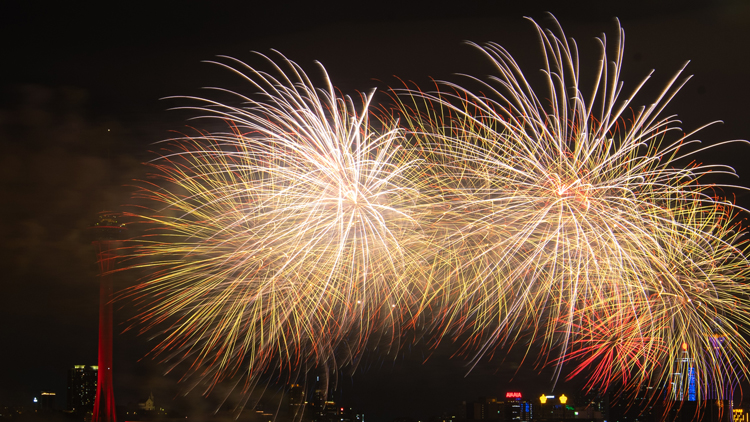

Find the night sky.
[{"left": 1, "top": 1, "right": 750, "bottom": 421}]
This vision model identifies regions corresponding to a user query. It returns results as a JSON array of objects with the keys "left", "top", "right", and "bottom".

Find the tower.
[{"left": 90, "top": 213, "right": 127, "bottom": 422}]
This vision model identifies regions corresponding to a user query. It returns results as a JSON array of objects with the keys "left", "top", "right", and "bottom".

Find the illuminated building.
[
  {"left": 89, "top": 213, "right": 127, "bottom": 422},
  {"left": 40, "top": 391, "right": 56, "bottom": 411},
  {"left": 577, "top": 389, "right": 608, "bottom": 421},
  {"left": 465, "top": 393, "right": 532, "bottom": 422},
  {"left": 68, "top": 365, "right": 97, "bottom": 413},
  {"left": 672, "top": 342, "right": 696, "bottom": 402},
  {"left": 667, "top": 336, "right": 739, "bottom": 422},
  {"left": 733, "top": 408, "right": 748, "bottom": 422},
  {"left": 505, "top": 392, "right": 531, "bottom": 422},
  {"left": 137, "top": 393, "right": 155, "bottom": 411},
  {"left": 252, "top": 400, "right": 276, "bottom": 422}
]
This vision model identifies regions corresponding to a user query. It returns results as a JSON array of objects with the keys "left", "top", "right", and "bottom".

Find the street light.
[{"left": 559, "top": 395, "right": 568, "bottom": 421}]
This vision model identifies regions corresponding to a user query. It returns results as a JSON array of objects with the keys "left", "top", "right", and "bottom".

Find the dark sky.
[{"left": 1, "top": 1, "right": 749, "bottom": 421}]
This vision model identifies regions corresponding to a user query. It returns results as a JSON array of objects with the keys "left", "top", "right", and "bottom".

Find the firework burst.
[
  {"left": 123, "top": 52, "right": 436, "bottom": 399},
  {"left": 396, "top": 16, "right": 750, "bottom": 396}
]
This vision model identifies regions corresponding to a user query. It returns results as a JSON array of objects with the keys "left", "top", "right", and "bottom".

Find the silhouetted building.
[
  {"left": 573, "top": 390, "right": 607, "bottom": 422},
  {"left": 466, "top": 397, "right": 502, "bottom": 420},
  {"left": 288, "top": 384, "right": 305, "bottom": 420},
  {"left": 607, "top": 385, "right": 666, "bottom": 422},
  {"left": 669, "top": 400, "right": 732, "bottom": 422},
  {"left": 68, "top": 365, "right": 98, "bottom": 413}
]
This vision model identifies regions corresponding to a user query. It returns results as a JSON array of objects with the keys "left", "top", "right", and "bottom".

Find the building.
[
  {"left": 575, "top": 389, "right": 608, "bottom": 421},
  {"left": 39, "top": 391, "right": 56, "bottom": 412},
  {"left": 665, "top": 336, "right": 738, "bottom": 422},
  {"left": 672, "top": 342, "right": 696, "bottom": 402},
  {"left": 464, "top": 393, "right": 532, "bottom": 422},
  {"left": 138, "top": 393, "right": 155, "bottom": 411},
  {"left": 466, "top": 397, "right": 502, "bottom": 420},
  {"left": 68, "top": 365, "right": 98, "bottom": 413},
  {"left": 733, "top": 408, "right": 748, "bottom": 422},
  {"left": 608, "top": 384, "right": 665, "bottom": 422},
  {"left": 504, "top": 392, "right": 532, "bottom": 422}
]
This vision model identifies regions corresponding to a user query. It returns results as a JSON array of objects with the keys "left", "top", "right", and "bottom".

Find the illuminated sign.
[
  {"left": 506, "top": 392, "right": 522, "bottom": 399},
  {"left": 559, "top": 394, "right": 568, "bottom": 404}
]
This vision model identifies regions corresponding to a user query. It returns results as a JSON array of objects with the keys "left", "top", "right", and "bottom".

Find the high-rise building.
[
  {"left": 672, "top": 342, "right": 696, "bottom": 402},
  {"left": 90, "top": 213, "right": 127, "bottom": 422},
  {"left": 306, "top": 375, "right": 339, "bottom": 422},
  {"left": 68, "top": 365, "right": 98, "bottom": 413},
  {"left": 465, "top": 394, "right": 532, "bottom": 422},
  {"left": 288, "top": 383, "right": 305, "bottom": 420},
  {"left": 666, "top": 336, "right": 738, "bottom": 422},
  {"left": 504, "top": 392, "right": 531, "bottom": 422}
]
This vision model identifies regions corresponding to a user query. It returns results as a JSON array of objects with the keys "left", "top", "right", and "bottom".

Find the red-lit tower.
[{"left": 90, "top": 213, "right": 127, "bottom": 422}]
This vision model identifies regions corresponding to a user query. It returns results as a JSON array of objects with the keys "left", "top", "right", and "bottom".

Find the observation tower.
[{"left": 89, "top": 213, "right": 127, "bottom": 422}]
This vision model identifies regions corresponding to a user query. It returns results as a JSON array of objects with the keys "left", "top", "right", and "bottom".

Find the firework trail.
[
  {"left": 123, "top": 52, "right": 436, "bottom": 400},
  {"left": 395, "top": 16, "right": 750, "bottom": 397}
]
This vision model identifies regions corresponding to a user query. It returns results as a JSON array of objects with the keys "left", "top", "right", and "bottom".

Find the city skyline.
[{"left": 1, "top": 2, "right": 750, "bottom": 421}]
